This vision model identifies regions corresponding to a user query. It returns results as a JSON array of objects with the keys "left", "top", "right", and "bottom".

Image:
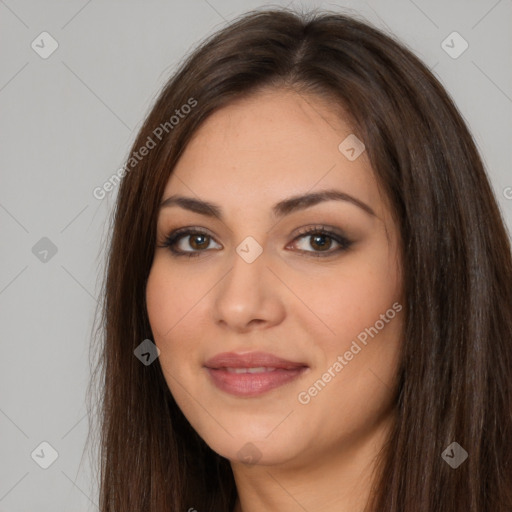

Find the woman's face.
[{"left": 146, "top": 88, "right": 403, "bottom": 468}]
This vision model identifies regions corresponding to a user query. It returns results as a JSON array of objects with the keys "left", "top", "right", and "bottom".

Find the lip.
[{"left": 204, "top": 351, "right": 309, "bottom": 397}]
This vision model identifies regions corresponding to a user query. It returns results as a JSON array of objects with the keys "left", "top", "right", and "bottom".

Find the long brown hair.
[{"left": 86, "top": 7, "right": 512, "bottom": 511}]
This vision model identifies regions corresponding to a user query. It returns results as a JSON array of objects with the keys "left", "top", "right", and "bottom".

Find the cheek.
[
  {"left": 298, "top": 256, "right": 403, "bottom": 425},
  {"left": 145, "top": 258, "right": 209, "bottom": 341},
  {"left": 291, "top": 250, "right": 401, "bottom": 355},
  {"left": 146, "top": 261, "right": 197, "bottom": 388},
  {"left": 145, "top": 261, "right": 200, "bottom": 400}
]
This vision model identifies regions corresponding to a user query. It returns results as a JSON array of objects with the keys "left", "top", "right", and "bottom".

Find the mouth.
[{"left": 204, "top": 351, "right": 309, "bottom": 397}]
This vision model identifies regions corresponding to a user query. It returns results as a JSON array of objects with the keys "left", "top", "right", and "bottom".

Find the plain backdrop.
[{"left": 0, "top": 0, "right": 511, "bottom": 510}]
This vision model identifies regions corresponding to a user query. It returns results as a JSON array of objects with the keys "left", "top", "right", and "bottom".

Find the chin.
[{"left": 198, "top": 427, "right": 305, "bottom": 467}]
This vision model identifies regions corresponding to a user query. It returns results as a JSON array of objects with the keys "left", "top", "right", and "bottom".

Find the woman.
[{"left": 88, "top": 7, "right": 512, "bottom": 511}]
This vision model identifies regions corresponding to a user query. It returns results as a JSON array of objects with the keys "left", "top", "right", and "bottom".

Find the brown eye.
[
  {"left": 188, "top": 234, "right": 211, "bottom": 251},
  {"left": 290, "top": 227, "right": 353, "bottom": 257},
  {"left": 159, "top": 228, "right": 222, "bottom": 257},
  {"left": 308, "top": 234, "right": 333, "bottom": 251}
]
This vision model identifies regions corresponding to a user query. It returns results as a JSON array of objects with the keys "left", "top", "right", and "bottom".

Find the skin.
[{"left": 146, "top": 87, "right": 404, "bottom": 512}]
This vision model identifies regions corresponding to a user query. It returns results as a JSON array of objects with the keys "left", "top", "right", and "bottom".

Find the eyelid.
[{"left": 290, "top": 224, "right": 348, "bottom": 241}]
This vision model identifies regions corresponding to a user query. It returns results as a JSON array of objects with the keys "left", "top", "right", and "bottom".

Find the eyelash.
[{"left": 158, "top": 225, "right": 353, "bottom": 259}]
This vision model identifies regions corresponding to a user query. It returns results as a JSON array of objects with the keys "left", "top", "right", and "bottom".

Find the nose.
[{"left": 212, "top": 243, "right": 286, "bottom": 333}]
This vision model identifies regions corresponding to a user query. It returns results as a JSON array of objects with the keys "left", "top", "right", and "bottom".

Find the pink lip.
[{"left": 204, "top": 351, "right": 309, "bottom": 397}]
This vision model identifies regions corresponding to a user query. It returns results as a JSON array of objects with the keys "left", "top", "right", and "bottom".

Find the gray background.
[{"left": 1, "top": 0, "right": 511, "bottom": 510}]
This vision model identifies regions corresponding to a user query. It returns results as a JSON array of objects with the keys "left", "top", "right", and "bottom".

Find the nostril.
[{"left": 249, "top": 319, "right": 265, "bottom": 326}]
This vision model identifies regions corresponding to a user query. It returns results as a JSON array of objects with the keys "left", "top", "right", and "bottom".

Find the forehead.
[{"left": 162, "top": 88, "right": 380, "bottom": 215}]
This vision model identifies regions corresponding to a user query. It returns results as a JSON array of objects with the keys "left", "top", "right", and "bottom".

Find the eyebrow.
[{"left": 159, "top": 189, "right": 376, "bottom": 219}]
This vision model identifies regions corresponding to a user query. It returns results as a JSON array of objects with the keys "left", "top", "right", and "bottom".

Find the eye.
[
  {"left": 158, "top": 228, "right": 221, "bottom": 258},
  {"left": 288, "top": 225, "right": 353, "bottom": 257},
  {"left": 158, "top": 225, "right": 353, "bottom": 258}
]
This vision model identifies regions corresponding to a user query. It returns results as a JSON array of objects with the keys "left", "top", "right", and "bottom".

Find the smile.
[
  {"left": 204, "top": 351, "right": 309, "bottom": 397},
  {"left": 206, "top": 367, "right": 308, "bottom": 397}
]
